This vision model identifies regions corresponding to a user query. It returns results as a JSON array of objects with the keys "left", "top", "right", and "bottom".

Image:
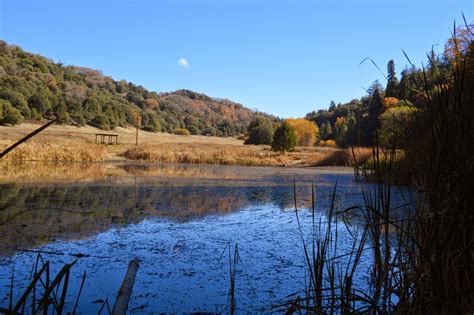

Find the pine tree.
[
  {"left": 55, "top": 101, "right": 70, "bottom": 124},
  {"left": 367, "top": 88, "right": 384, "bottom": 145},
  {"left": 385, "top": 59, "right": 399, "bottom": 98}
]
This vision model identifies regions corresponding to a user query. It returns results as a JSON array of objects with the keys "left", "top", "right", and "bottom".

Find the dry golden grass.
[
  {"left": 346, "top": 146, "right": 374, "bottom": 165},
  {"left": 0, "top": 123, "right": 243, "bottom": 146},
  {"left": 0, "top": 141, "right": 108, "bottom": 162},
  {"left": 303, "top": 149, "right": 348, "bottom": 166},
  {"left": 303, "top": 147, "right": 374, "bottom": 167},
  {"left": 121, "top": 143, "right": 294, "bottom": 166}
]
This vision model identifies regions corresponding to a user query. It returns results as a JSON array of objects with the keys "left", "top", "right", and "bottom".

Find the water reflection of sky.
[{"left": 0, "top": 162, "right": 414, "bottom": 313}]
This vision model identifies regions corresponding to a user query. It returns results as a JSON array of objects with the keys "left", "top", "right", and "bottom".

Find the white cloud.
[{"left": 178, "top": 58, "right": 190, "bottom": 69}]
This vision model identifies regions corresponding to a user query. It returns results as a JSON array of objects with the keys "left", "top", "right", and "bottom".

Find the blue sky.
[{"left": 0, "top": 0, "right": 472, "bottom": 118}]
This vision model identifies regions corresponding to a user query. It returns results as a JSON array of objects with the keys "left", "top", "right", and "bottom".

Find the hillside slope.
[{"left": 0, "top": 40, "right": 275, "bottom": 137}]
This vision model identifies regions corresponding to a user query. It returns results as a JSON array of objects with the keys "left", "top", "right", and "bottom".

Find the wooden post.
[
  {"left": 135, "top": 109, "right": 139, "bottom": 146},
  {"left": 111, "top": 258, "right": 140, "bottom": 315}
]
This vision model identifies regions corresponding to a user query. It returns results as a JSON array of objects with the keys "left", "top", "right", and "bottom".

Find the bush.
[
  {"left": 0, "top": 99, "right": 23, "bottom": 125},
  {"left": 30, "top": 108, "right": 42, "bottom": 120},
  {"left": 320, "top": 140, "right": 337, "bottom": 148},
  {"left": 271, "top": 122, "right": 296, "bottom": 152},
  {"left": 187, "top": 125, "right": 199, "bottom": 135},
  {"left": 174, "top": 128, "right": 191, "bottom": 136}
]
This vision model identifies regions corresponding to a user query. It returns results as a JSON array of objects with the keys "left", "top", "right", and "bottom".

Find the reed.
[
  {"left": 283, "top": 25, "right": 474, "bottom": 313},
  {"left": 395, "top": 27, "right": 474, "bottom": 311},
  {"left": 280, "top": 172, "right": 398, "bottom": 313},
  {"left": 0, "top": 254, "right": 86, "bottom": 314}
]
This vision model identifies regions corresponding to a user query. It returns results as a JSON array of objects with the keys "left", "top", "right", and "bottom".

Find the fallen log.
[{"left": 111, "top": 258, "right": 140, "bottom": 315}]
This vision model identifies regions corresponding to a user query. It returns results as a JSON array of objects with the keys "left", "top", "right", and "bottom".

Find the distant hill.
[{"left": 0, "top": 40, "right": 276, "bottom": 137}]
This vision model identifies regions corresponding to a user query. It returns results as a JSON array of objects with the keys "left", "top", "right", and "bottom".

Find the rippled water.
[{"left": 0, "top": 162, "right": 413, "bottom": 313}]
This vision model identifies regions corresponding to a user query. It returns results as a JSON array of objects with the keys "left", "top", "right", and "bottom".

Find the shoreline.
[{"left": 1, "top": 123, "right": 366, "bottom": 168}]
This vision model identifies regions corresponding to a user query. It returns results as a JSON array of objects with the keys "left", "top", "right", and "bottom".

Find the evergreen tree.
[
  {"left": 366, "top": 88, "right": 384, "bottom": 145},
  {"left": 322, "top": 122, "right": 332, "bottom": 140},
  {"left": 244, "top": 117, "right": 274, "bottom": 145},
  {"left": 271, "top": 122, "right": 296, "bottom": 153},
  {"left": 344, "top": 113, "right": 357, "bottom": 145},
  {"left": 335, "top": 118, "right": 348, "bottom": 146},
  {"left": 385, "top": 60, "right": 399, "bottom": 98},
  {"left": 367, "top": 80, "right": 384, "bottom": 96},
  {"left": 55, "top": 100, "right": 70, "bottom": 124}
]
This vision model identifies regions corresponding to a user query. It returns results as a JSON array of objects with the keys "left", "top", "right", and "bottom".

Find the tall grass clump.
[
  {"left": 279, "top": 160, "right": 420, "bottom": 314},
  {"left": 0, "top": 141, "right": 108, "bottom": 162}
]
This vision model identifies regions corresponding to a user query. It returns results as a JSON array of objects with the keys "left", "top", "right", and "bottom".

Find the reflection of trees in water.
[{"left": 0, "top": 183, "right": 314, "bottom": 255}]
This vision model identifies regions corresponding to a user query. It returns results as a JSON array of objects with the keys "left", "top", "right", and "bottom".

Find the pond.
[{"left": 0, "top": 162, "right": 414, "bottom": 313}]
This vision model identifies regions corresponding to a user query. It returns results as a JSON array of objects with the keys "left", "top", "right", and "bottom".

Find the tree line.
[{"left": 305, "top": 25, "right": 472, "bottom": 149}]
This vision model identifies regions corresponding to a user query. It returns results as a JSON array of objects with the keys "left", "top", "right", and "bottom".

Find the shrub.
[
  {"left": 320, "top": 139, "right": 337, "bottom": 148},
  {"left": 0, "top": 99, "right": 23, "bottom": 125},
  {"left": 174, "top": 128, "right": 191, "bottom": 136}
]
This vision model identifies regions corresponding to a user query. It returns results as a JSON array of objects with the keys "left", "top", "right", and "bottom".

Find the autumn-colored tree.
[
  {"left": 383, "top": 97, "right": 399, "bottom": 110},
  {"left": 285, "top": 118, "right": 319, "bottom": 147},
  {"left": 444, "top": 24, "right": 474, "bottom": 62},
  {"left": 333, "top": 117, "right": 348, "bottom": 146}
]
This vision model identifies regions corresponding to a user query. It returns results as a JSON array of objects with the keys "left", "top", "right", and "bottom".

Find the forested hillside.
[{"left": 0, "top": 40, "right": 275, "bottom": 136}]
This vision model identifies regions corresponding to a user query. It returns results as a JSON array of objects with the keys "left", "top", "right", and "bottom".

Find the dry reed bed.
[
  {"left": 303, "top": 147, "right": 373, "bottom": 166},
  {"left": 0, "top": 141, "right": 108, "bottom": 162},
  {"left": 122, "top": 143, "right": 293, "bottom": 166}
]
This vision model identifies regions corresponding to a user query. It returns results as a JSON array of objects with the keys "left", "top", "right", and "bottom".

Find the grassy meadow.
[{"left": 0, "top": 122, "right": 371, "bottom": 167}]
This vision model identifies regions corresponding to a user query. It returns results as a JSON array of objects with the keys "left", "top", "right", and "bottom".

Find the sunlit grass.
[{"left": 0, "top": 141, "right": 108, "bottom": 162}]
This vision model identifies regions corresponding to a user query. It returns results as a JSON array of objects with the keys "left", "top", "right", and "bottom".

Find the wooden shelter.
[{"left": 95, "top": 133, "right": 119, "bottom": 145}]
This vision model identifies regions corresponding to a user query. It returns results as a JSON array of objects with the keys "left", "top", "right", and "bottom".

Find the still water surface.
[{"left": 0, "top": 162, "right": 412, "bottom": 313}]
